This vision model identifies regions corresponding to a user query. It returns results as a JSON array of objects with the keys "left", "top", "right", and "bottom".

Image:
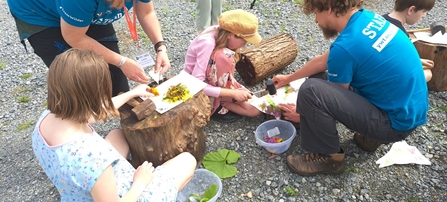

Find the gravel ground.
[{"left": 1, "top": 0, "right": 447, "bottom": 201}]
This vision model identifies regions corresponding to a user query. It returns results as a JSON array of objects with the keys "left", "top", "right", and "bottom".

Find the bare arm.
[
  {"left": 136, "top": 1, "right": 171, "bottom": 74},
  {"left": 273, "top": 50, "right": 329, "bottom": 88},
  {"left": 88, "top": 85, "right": 152, "bottom": 124},
  {"left": 60, "top": 19, "right": 150, "bottom": 83},
  {"left": 111, "top": 84, "right": 152, "bottom": 109}
]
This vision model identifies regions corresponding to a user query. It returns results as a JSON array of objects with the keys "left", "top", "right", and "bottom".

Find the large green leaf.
[{"left": 202, "top": 149, "right": 241, "bottom": 178}]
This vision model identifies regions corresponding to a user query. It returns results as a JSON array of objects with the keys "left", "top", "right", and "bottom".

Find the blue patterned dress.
[{"left": 32, "top": 110, "right": 178, "bottom": 201}]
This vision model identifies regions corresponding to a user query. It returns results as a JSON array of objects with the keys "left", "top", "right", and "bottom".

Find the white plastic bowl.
[
  {"left": 255, "top": 119, "right": 297, "bottom": 154},
  {"left": 176, "top": 169, "right": 222, "bottom": 202}
]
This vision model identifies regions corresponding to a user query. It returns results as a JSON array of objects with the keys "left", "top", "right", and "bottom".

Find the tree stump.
[
  {"left": 118, "top": 90, "right": 211, "bottom": 168},
  {"left": 409, "top": 28, "right": 447, "bottom": 92},
  {"left": 235, "top": 33, "right": 298, "bottom": 86}
]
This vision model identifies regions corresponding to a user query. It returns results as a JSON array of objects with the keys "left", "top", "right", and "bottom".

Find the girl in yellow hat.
[{"left": 184, "top": 9, "right": 263, "bottom": 123}]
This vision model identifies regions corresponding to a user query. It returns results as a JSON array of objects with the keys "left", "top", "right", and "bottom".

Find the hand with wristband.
[{"left": 153, "top": 40, "right": 171, "bottom": 75}]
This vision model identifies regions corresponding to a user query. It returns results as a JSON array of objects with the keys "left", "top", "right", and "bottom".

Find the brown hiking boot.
[
  {"left": 353, "top": 133, "right": 383, "bottom": 152},
  {"left": 286, "top": 148, "right": 346, "bottom": 176}
]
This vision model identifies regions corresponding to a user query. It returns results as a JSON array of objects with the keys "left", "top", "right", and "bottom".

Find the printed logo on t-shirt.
[
  {"left": 372, "top": 24, "right": 398, "bottom": 52},
  {"left": 59, "top": 6, "right": 83, "bottom": 23},
  {"left": 361, "top": 14, "right": 397, "bottom": 52},
  {"left": 362, "top": 14, "right": 386, "bottom": 39}
]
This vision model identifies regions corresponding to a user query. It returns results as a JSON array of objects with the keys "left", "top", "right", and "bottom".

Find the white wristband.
[{"left": 117, "top": 56, "right": 127, "bottom": 69}]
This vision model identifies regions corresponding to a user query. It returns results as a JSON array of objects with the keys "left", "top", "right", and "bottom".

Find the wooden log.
[
  {"left": 119, "top": 90, "right": 211, "bottom": 168},
  {"left": 235, "top": 33, "right": 298, "bottom": 86},
  {"left": 409, "top": 28, "right": 447, "bottom": 92}
]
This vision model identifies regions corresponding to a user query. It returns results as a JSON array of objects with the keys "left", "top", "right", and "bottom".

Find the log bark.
[
  {"left": 236, "top": 33, "right": 298, "bottom": 86},
  {"left": 119, "top": 90, "right": 211, "bottom": 168},
  {"left": 409, "top": 29, "right": 447, "bottom": 92}
]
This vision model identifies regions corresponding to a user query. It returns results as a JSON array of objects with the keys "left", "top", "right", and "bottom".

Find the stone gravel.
[{"left": 1, "top": 0, "right": 447, "bottom": 201}]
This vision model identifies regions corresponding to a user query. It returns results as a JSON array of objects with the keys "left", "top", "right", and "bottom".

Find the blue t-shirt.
[
  {"left": 7, "top": 0, "right": 151, "bottom": 27},
  {"left": 327, "top": 9, "right": 428, "bottom": 131}
]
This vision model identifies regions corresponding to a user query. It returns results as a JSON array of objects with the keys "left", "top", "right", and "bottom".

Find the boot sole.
[{"left": 286, "top": 159, "right": 347, "bottom": 176}]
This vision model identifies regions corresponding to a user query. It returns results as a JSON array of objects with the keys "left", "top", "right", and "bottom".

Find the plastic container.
[
  {"left": 255, "top": 119, "right": 297, "bottom": 154},
  {"left": 176, "top": 169, "right": 222, "bottom": 202}
]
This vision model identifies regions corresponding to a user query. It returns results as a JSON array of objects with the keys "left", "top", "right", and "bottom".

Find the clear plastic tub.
[
  {"left": 255, "top": 119, "right": 297, "bottom": 154},
  {"left": 176, "top": 169, "right": 222, "bottom": 202}
]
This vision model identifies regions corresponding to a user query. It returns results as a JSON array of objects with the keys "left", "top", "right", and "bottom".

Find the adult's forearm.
[
  {"left": 60, "top": 21, "right": 123, "bottom": 68},
  {"left": 287, "top": 50, "right": 329, "bottom": 82}
]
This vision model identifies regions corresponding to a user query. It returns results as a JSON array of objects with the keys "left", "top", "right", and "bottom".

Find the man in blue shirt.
[{"left": 273, "top": 0, "right": 428, "bottom": 176}]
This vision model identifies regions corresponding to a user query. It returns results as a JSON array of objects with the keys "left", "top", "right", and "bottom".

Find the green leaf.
[
  {"left": 202, "top": 149, "right": 240, "bottom": 178},
  {"left": 202, "top": 184, "right": 218, "bottom": 200},
  {"left": 199, "top": 198, "right": 209, "bottom": 202}
]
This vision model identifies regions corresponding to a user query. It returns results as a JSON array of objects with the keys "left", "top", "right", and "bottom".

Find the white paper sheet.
[
  {"left": 375, "top": 141, "right": 431, "bottom": 168},
  {"left": 148, "top": 67, "right": 160, "bottom": 84},
  {"left": 412, "top": 31, "right": 447, "bottom": 45},
  {"left": 144, "top": 71, "right": 207, "bottom": 114},
  {"left": 250, "top": 78, "right": 306, "bottom": 118}
]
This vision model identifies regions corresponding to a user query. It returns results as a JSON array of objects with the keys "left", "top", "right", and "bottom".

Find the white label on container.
[{"left": 267, "top": 127, "right": 280, "bottom": 138}]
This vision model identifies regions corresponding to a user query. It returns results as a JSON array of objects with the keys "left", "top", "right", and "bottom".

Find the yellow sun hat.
[{"left": 218, "top": 9, "right": 262, "bottom": 44}]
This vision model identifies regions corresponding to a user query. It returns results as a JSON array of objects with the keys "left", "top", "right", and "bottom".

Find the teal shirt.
[
  {"left": 328, "top": 9, "right": 428, "bottom": 131},
  {"left": 7, "top": 0, "right": 151, "bottom": 27}
]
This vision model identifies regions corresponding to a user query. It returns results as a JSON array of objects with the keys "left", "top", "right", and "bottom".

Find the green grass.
[
  {"left": 294, "top": 0, "right": 303, "bottom": 5},
  {"left": 13, "top": 86, "right": 29, "bottom": 94},
  {"left": 428, "top": 106, "right": 447, "bottom": 113},
  {"left": 273, "top": 10, "right": 281, "bottom": 15},
  {"left": 408, "top": 197, "right": 420, "bottom": 202},
  {"left": 308, "top": 35, "right": 314, "bottom": 44},
  {"left": 345, "top": 166, "right": 359, "bottom": 173},
  {"left": 17, "top": 95, "right": 30, "bottom": 103},
  {"left": 20, "top": 73, "right": 32, "bottom": 80},
  {"left": 190, "top": 0, "right": 196, "bottom": 2},
  {"left": 284, "top": 186, "right": 298, "bottom": 196},
  {"left": 2, "top": 122, "right": 7, "bottom": 127},
  {"left": 189, "top": 10, "right": 196, "bottom": 17},
  {"left": 262, "top": 20, "right": 268, "bottom": 26},
  {"left": 41, "top": 101, "right": 48, "bottom": 108},
  {"left": 0, "top": 61, "right": 5, "bottom": 70},
  {"left": 17, "top": 121, "right": 33, "bottom": 131},
  {"left": 223, "top": 6, "right": 231, "bottom": 12}
]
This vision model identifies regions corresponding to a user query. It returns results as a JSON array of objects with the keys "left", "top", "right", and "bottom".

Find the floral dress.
[{"left": 205, "top": 48, "right": 245, "bottom": 114}]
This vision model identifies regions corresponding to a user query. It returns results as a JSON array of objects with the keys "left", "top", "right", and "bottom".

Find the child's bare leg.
[
  {"left": 162, "top": 152, "right": 197, "bottom": 191},
  {"left": 225, "top": 102, "right": 262, "bottom": 117},
  {"left": 105, "top": 129, "right": 129, "bottom": 158}
]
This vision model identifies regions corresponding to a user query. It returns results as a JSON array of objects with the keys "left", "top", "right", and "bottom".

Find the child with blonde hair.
[
  {"left": 184, "top": 9, "right": 263, "bottom": 123},
  {"left": 32, "top": 48, "right": 196, "bottom": 201}
]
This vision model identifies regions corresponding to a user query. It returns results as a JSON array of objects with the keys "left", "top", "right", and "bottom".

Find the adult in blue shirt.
[
  {"left": 7, "top": 0, "right": 171, "bottom": 96},
  {"left": 272, "top": 0, "right": 428, "bottom": 176}
]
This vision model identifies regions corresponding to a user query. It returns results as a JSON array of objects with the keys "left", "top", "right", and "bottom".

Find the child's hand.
[
  {"left": 232, "top": 89, "right": 252, "bottom": 102},
  {"left": 421, "top": 59, "right": 434, "bottom": 69},
  {"left": 133, "top": 161, "right": 155, "bottom": 189},
  {"left": 131, "top": 84, "right": 154, "bottom": 98}
]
